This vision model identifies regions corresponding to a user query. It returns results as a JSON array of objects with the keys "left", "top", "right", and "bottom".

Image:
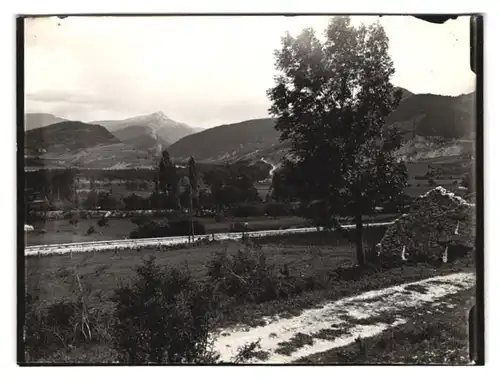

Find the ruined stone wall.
[{"left": 379, "top": 186, "right": 475, "bottom": 263}]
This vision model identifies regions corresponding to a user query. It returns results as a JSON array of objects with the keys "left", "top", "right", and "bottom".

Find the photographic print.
[{"left": 19, "top": 14, "right": 482, "bottom": 365}]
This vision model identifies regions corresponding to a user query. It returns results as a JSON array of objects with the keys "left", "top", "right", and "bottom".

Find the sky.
[{"left": 24, "top": 15, "right": 476, "bottom": 130}]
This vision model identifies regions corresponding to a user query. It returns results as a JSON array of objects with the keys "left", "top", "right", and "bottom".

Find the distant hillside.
[
  {"left": 24, "top": 113, "right": 67, "bottom": 131},
  {"left": 386, "top": 92, "right": 475, "bottom": 139},
  {"left": 93, "top": 112, "right": 195, "bottom": 145},
  {"left": 168, "top": 91, "right": 475, "bottom": 164},
  {"left": 113, "top": 125, "right": 170, "bottom": 154},
  {"left": 168, "top": 118, "right": 280, "bottom": 163},
  {"left": 53, "top": 143, "right": 156, "bottom": 169},
  {"left": 25, "top": 121, "right": 120, "bottom": 155}
]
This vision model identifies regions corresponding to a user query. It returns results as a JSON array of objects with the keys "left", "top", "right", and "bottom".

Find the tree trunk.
[
  {"left": 355, "top": 212, "right": 366, "bottom": 266},
  {"left": 189, "top": 185, "right": 194, "bottom": 245}
]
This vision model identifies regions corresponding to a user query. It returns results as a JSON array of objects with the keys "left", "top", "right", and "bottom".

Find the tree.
[
  {"left": 267, "top": 17, "right": 408, "bottom": 266},
  {"left": 157, "top": 149, "right": 180, "bottom": 209},
  {"left": 187, "top": 157, "right": 200, "bottom": 240},
  {"left": 270, "top": 161, "right": 298, "bottom": 203}
]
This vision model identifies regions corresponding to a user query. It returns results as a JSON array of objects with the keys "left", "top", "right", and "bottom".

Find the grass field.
[
  {"left": 25, "top": 223, "right": 476, "bottom": 363},
  {"left": 26, "top": 228, "right": 386, "bottom": 308}
]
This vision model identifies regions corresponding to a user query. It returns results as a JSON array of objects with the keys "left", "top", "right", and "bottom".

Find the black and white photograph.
[{"left": 19, "top": 14, "right": 482, "bottom": 365}]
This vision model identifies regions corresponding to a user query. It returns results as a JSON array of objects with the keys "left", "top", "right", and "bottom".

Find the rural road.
[
  {"left": 213, "top": 272, "right": 475, "bottom": 364},
  {"left": 24, "top": 221, "right": 394, "bottom": 257}
]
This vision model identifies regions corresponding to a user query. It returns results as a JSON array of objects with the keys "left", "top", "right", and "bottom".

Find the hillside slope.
[
  {"left": 168, "top": 91, "right": 475, "bottom": 164},
  {"left": 54, "top": 143, "right": 156, "bottom": 169},
  {"left": 168, "top": 118, "right": 279, "bottom": 163},
  {"left": 25, "top": 121, "right": 120, "bottom": 155},
  {"left": 93, "top": 111, "right": 195, "bottom": 144},
  {"left": 24, "top": 113, "right": 67, "bottom": 131},
  {"left": 112, "top": 125, "right": 170, "bottom": 154},
  {"left": 386, "top": 92, "right": 475, "bottom": 139}
]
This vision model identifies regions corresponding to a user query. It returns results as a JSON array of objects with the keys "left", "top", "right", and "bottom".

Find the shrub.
[
  {"left": 207, "top": 247, "right": 305, "bottom": 304},
  {"left": 111, "top": 257, "right": 218, "bottom": 364},
  {"left": 168, "top": 219, "right": 206, "bottom": 237},
  {"left": 98, "top": 192, "right": 121, "bottom": 210},
  {"left": 264, "top": 202, "right": 290, "bottom": 217},
  {"left": 229, "top": 203, "right": 264, "bottom": 218},
  {"left": 123, "top": 194, "right": 147, "bottom": 211},
  {"left": 129, "top": 220, "right": 206, "bottom": 239},
  {"left": 130, "top": 216, "right": 151, "bottom": 227},
  {"left": 24, "top": 287, "right": 111, "bottom": 361},
  {"left": 87, "top": 225, "right": 96, "bottom": 235},
  {"left": 97, "top": 217, "right": 109, "bottom": 227},
  {"left": 214, "top": 213, "right": 225, "bottom": 223}
]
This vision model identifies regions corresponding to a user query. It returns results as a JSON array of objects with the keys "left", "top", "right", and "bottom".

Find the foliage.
[
  {"left": 267, "top": 16, "right": 408, "bottom": 265},
  {"left": 25, "top": 169, "right": 77, "bottom": 203},
  {"left": 270, "top": 163, "right": 298, "bottom": 202},
  {"left": 130, "top": 216, "right": 151, "bottom": 227},
  {"left": 111, "top": 257, "right": 218, "bottom": 363},
  {"left": 129, "top": 219, "right": 206, "bottom": 239},
  {"left": 188, "top": 156, "right": 199, "bottom": 211},
  {"left": 203, "top": 165, "right": 262, "bottom": 210},
  {"left": 157, "top": 149, "right": 179, "bottom": 206},
  {"left": 97, "top": 191, "right": 121, "bottom": 210},
  {"left": 264, "top": 201, "right": 292, "bottom": 217},
  {"left": 207, "top": 247, "right": 308, "bottom": 304},
  {"left": 228, "top": 203, "right": 265, "bottom": 218}
]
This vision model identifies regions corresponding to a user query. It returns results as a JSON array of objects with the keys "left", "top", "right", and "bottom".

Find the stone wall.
[{"left": 379, "top": 186, "right": 475, "bottom": 263}]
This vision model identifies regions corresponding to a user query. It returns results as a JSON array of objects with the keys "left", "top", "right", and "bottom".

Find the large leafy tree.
[{"left": 267, "top": 17, "right": 408, "bottom": 266}]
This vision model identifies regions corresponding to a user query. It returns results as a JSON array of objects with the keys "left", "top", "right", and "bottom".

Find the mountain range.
[
  {"left": 92, "top": 111, "right": 195, "bottom": 145},
  {"left": 24, "top": 89, "right": 476, "bottom": 169},
  {"left": 168, "top": 90, "right": 476, "bottom": 164}
]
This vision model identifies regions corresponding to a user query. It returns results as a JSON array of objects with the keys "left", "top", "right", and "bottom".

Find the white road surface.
[{"left": 212, "top": 272, "right": 475, "bottom": 364}]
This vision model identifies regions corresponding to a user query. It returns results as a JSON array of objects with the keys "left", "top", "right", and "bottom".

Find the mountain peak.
[{"left": 150, "top": 111, "right": 169, "bottom": 119}]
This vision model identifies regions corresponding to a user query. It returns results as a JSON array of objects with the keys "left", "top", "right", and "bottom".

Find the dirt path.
[{"left": 213, "top": 272, "right": 475, "bottom": 364}]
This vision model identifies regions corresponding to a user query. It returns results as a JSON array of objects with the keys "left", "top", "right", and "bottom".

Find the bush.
[
  {"left": 129, "top": 219, "right": 206, "bottom": 239},
  {"left": 24, "top": 292, "right": 112, "bottom": 361},
  {"left": 130, "top": 216, "right": 151, "bottom": 227},
  {"left": 97, "top": 217, "right": 109, "bottom": 227},
  {"left": 111, "top": 257, "right": 218, "bottom": 364},
  {"left": 98, "top": 192, "right": 121, "bottom": 210},
  {"left": 168, "top": 219, "right": 206, "bottom": 237},
  {"left": 87, "top": 225, "right": 96, "bottom": 235},
  {"left": 229, "top": 203, "right": 264, "bottom": 218},
  {"left": 214, "top": 213, "right": 225, "bottom": 223},
  {"left": 123, "top": 194, "right": 147, "bottom": 211},
  {"left": 207, "top": 247, "right": 306, "bottom": 304},
  {"left": 264, "top": 202, "right": 290, "bottom": 217}
]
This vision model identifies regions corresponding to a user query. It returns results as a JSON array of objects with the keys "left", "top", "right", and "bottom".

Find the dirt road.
[{"left": 213, "top": 272, "right": 475, "bottom": 364}]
